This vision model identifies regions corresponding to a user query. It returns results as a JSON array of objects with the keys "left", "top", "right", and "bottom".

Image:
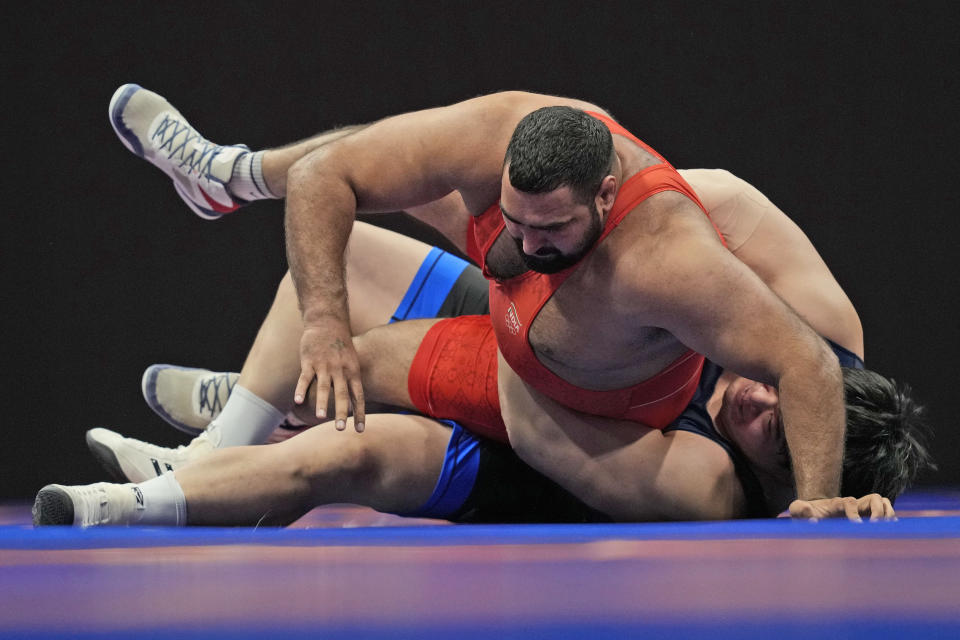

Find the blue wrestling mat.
[{"left": 1, "top": 490, "right": 959, "bottom": 639}]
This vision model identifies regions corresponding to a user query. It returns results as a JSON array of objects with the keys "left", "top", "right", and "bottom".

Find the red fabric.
[
  {"left": 407, "top": 315, "right": 508, "bottom": 443},
  {"left": 468, "top": 112, "right": 720, "bottom": 429}
]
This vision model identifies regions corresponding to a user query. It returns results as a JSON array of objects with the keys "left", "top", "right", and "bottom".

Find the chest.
[{"left": 486, "top": 228, "right": 686, "bottom": 388}]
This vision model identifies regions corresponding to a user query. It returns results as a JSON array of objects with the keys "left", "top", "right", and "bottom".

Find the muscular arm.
[
  {"left": 624, "top": 196, "right": 845, "bottom": 500},
  {"left": 498, "top": 353, "right": 744, "bottom": 521},
  {"left": 284, "top": 91, "right": 609, "bottom": 425},
  {"left": 500, "top": 173, "right": 858, "bottom": 518},
  {"left": 283, "top": 92, "right": 525, "bottom": 425},
  {"left": 680, "top": 168, "right": 863, "bottom": 358}
]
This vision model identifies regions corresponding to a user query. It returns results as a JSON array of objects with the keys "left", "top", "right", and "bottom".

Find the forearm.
[
  {"left": 779, "top": 346, "right": 845, "bottom": 499},
  {"left": 284, "top": 152, "right": 357, "bottom": 324}
]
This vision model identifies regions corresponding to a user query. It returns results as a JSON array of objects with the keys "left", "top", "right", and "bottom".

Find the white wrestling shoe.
[
  {"left": 86, "top": 427, "right": 215, "bottom": 483},
  {"left": 108, "top": 83, "right": 249, "bottom": 219},
  {"left": 141, "top": 364, "right": 309, "bottom": 442},
  {"left": 33, "top": 482, "right": 139, "bottom": 527},
  {"left": 142, "top": 364, "right": 239, "bottom": 436}
]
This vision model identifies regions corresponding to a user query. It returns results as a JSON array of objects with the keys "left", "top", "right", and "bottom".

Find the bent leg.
[
  {"left": 177, "top": 413, "right": 452, "bottom": 526},
  {"left": 289, "top": 318, "right": 442, "bottom": 424},
  {"left": 238, "top": 221, "right": 434, "bottom": 412}
]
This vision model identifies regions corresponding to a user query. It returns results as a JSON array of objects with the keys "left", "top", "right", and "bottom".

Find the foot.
[
  {"left": 141, "top": 364, "right": 311, "bottom": 439},
  {"left": 108, "top": 83, "right": 249, "bottom": 219},
  {"left": 142, "top": 365, "right": 239, "bottom": 436},
  {"left": 33, "top": 482, "right": 139, "bottom": 527},
  {"left": 86, "top": 427, "right": 215, "bottom": 483}
]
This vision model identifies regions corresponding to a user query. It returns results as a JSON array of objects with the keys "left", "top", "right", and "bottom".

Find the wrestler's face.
[
  {"left": 714, "top": 375, "right": 793, "bottom": 487},
  {"left": 500, "top": 172, "right": 609, "bottom": 274}
]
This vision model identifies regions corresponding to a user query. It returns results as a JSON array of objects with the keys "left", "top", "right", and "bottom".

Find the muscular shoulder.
[{"left": 601, "top": 191, "right": 727, "bottom": 304}]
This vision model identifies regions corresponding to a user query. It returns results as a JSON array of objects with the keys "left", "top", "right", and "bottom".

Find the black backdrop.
[{"left": 3, "top": 1, "right": 957, "bottom": 498}]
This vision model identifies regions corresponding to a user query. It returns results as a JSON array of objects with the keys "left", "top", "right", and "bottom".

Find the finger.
[
  {"left": 350, "top": 375, "right": 365, "bottom": 433},
  {"left": 789, "top": 500, "right": 814, "bottom": 520},
  {"left": 314, "top": 370, "right": 331, "bottom": 419},
  {"left": 843, "top": 497, "right": 862, "bottom": 523},
  {"left": 332, "top": 372, "right": 350, "bottom": 430},
  {"left": 294, "top": 368, "right": 314, "bottom": 406},
  {"left": 867, "top": 494, "right": 884, "bottom": 522},
  {"left": 882, "top": 497, "right": 897, "bottom": 521}
]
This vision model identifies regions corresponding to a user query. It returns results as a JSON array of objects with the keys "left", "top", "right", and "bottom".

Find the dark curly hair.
[
  {"left": 504, "top": 106, "right": 614, "bottom": 204},
  {"left": 840, "top": 368, "right": 936, "bottom": 502}
]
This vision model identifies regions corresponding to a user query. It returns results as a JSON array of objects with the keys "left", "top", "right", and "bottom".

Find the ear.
[{"left": 596, "top": 175, "right": 618, "bottom": 216}]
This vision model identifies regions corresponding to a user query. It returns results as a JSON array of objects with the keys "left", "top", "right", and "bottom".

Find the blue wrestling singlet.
[{"left": 381, "top": 248, "right": 489, "bottom": 520}]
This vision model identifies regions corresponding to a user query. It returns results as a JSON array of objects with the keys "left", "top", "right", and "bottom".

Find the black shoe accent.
[
  {"left": 33, "top": 486, "right": 75, "bottom": 526},
  {"left": 86, "top": 431, "right": 130, "bottom": 482}
]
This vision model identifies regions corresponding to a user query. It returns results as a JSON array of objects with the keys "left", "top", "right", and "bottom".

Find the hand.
[
  {"left": 294, "top": 319, "right": 365, "bottom": 432},
  {"left": 788, "top": 494, "right": 896, "bottom": 522}
]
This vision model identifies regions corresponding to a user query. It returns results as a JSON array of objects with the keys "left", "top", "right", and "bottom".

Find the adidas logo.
[{"left": 133, "top": 486, "right": 145, "bottom": 510}]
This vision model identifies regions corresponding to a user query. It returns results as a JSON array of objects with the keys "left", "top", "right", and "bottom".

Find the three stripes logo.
[{"left": 133, "top": 487, "right": 145, "bottom": 510}]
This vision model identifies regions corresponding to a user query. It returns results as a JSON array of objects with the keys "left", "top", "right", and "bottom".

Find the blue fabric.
[
  {"left": 827, "top": 339, "right": 865, "bottom": 369},
  {"left": 399, "top": 421, "right": 481, "bottom": 519},
  {"left": 6, "top": 513, "right": 960, "bottom": 550},
  {"left": 389, "top": 247, "right": 470, "bottom": 322}
]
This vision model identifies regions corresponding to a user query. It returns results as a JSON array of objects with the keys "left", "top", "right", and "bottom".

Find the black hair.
[
  {"left": 504, "top": 106, "right": 614, "bottom": 204},
  {"left": 840, "top": 368, "right": 936, "bottom": 502}
]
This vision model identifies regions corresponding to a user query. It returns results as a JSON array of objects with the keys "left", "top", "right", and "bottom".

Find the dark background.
[{"left": 2, "top": 1, "right": 957, "bottom": 499}]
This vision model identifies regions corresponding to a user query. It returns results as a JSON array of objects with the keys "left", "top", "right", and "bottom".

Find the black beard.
[
  {"left": 518, "top": 204, "right": 603, "bottom": 274},
  {"left": 521, "top": 249, "right": 585, "bottom": 274}
]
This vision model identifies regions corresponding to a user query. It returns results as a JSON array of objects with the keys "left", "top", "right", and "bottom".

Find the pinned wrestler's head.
[
  {"left": 715, "top": 368, "right": 935, "bottom": 514},
  {"left": 501, "top": 106, "right": 617, "bottom": 274}
]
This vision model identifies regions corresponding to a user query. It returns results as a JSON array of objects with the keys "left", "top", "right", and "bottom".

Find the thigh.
[{"left": 345, "top": 221, "right": 433, "bottom": 333}]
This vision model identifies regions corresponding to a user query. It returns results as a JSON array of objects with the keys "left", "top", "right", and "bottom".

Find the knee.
[{"left": 283, "top": 431, "right": 382, "bottom": 487}]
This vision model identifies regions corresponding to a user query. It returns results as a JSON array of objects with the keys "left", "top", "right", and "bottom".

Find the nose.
[
  {"left": 746, "top": 384, "right": 779, "bottom": 411},
  {"left": 521, "top": 230, "right": 551, "bottom": 256}
]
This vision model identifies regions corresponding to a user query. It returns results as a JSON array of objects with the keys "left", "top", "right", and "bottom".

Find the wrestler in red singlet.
[{"left": 410, "top": 113, "right": 724, "bottom": 443}]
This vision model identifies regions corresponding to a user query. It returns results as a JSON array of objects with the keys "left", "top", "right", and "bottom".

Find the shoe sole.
[
  {"left": 33, "top": 486, "right": 75, "bottom": 526},
  {"left": 86, "top": 431, "right": 131, "bottom": 483},
  {"left": 141, "top": 364, "right": 205, "bottom": 437}
]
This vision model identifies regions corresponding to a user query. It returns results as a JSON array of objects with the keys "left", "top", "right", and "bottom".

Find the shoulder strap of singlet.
[
  {"left": 470, "top": 110, "right": 722, "bottom": 268},
  {"left": 583, "top": 112, "right": 719, "bottom": 246},
  {"left": 584, "top": 111, "right": 667, "bottom": 162}
]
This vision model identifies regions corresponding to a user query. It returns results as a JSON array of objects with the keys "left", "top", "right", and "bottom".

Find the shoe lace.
[
  {"left": 151, "top": 114, "right": 227, "bottom": 180},
  {"left": 198, "top": 373, "right": 236, "bottom": 418},
  {"left": 81, "top": 486, "right": 108, "bottom": 525}
]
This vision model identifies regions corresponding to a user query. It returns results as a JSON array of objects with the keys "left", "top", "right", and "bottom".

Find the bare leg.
[
  {"left": 289, "top": 318, "right": 439, "bottom": 425},
  {"left": 239, "top": 221, "right": 433, "bottom": 412},
  {"left": 259, "top": 125, "right": 369, "bottom": 197},
  {"left": 176, "top": 413, "right": 450, "bottom": 525}
]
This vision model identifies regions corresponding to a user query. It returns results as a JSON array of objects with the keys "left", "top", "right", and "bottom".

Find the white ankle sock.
[
  {"left": 132, "top": 474, "right": 187, "bottom": 526},
  {"left": 228, "top": 150, "right": 278, "bottom": 201},
  {"left": 205, "top": 385, "right": 286, "bottom": 448}
]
